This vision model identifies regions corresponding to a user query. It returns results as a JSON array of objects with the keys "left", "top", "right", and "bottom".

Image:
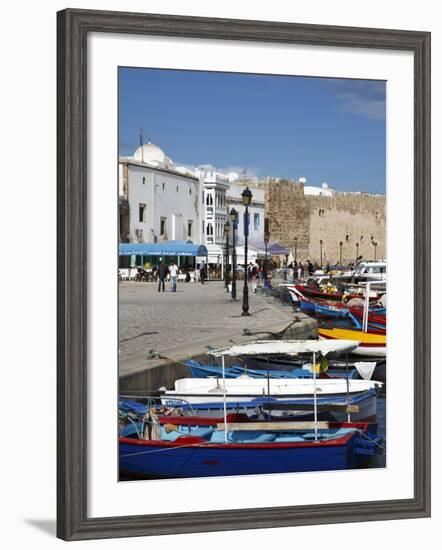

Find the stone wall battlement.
[{"left": 264, "top": 179, "right": 386, "bottom": 264}]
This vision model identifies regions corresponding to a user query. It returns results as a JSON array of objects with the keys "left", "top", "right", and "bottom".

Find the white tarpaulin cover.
[
  {"left": 209, "top": 339, "right": 359, "bottom": 357},
  {"left": 354, "top": 362, "right": 377, "bottom": 380}
]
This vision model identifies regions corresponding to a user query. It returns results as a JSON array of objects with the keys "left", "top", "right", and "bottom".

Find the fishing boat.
[
  {"left": 318, "top": 327, "right": 386, "bottom": 357},
  {"left": 121, "top": 387, "right": 380, "bottom": 423},
  {"left": 161, "top": 341, "right": 382, "bottom": 421},
  {"left": 161, "top": 376, "right": 381, "bottom": 405},
  {"left": 119, "top": 339, "right": 385, "bottom": 479},
  {"left": 184, "top": 358, "right": 359, "bottom": 380},
  {"left": 287, "top": 283, "right": 381, "bottom": 304},
  {"left": 295, "top": 293, "right": 386, "bottom": 326},
  {"left": 349, "top": 307, "right": 386, "bottom": 329},
  {"left": 119, "top": 416, "right": 383, "bottom": 478}
]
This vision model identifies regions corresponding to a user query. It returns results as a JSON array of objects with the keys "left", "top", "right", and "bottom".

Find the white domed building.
[
  {"left": 118, "top": 141, "right": 265, "bottom": 274},
  {"left": 132, "top": 142, "right": 174, "bottom": 168},
  {"left": 119, "top": 143, "right": 203, "bottom": 251}
]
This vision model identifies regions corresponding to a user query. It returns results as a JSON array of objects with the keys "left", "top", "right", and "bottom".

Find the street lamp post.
[
  {"left": 241, "top": 187, "right": 252, "bottom": 316},
  {"left": 229, "top": 208, "right": 238, "bottom": 300},
  {"left": 339, "top": 241, "right": 343, "bottom": 265},
  {"left": 294, "top": 236, "right": 298, "bottom": 264},
  {"left": 224, "top": 220, "right": 230, "bottom": 291},
  {"left": 320, "top": 239, "right": 323, "bottom": 269},
  {"left": 264, "top": 217, "right": 270, "bottom": 289},
  {"left": 373, "top": 241, "right": 378, "bottom": 261},
  {"left": 356, "top": 242, "right": 359, "bottom": 266}
]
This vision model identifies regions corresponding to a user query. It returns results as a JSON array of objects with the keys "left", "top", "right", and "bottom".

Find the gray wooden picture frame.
[{"left": 57, "top": 8, "right": 431, "bottom": 541}]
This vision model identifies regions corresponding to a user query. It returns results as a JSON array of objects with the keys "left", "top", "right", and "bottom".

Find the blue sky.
[{"left": 119, "top": 68, "right": 386, "bottom": 193}]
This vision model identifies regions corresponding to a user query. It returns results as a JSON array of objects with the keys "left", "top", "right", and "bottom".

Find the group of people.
[
  {"left": 285, "top": 260, "right": 335, "bottom": 281},
  {"left": 153, "top": 257, "right": 334, "bottom": 294},
  {"left": 156, "top": 261, "right": 207, "bottom": 292}
]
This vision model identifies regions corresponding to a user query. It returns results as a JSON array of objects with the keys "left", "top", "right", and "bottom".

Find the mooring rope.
[
  {"left": 120, "top": 440, "right": 213, "bottom": 459},
  {"left": 357, "top": 429, "right": 386, "bottom": 451}
]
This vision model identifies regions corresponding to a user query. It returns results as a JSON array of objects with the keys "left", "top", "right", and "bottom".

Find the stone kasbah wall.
[{"left": 265, "top": 180, "right": 386, "bottom": 264}]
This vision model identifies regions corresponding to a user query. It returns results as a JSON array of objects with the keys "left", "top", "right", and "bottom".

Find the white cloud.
[{"left": 337, "top": 91, "right": 386, "bottom": 120}]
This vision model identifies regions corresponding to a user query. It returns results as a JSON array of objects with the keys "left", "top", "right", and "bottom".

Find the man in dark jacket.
[
  {"left": 157, "top": 261, "right": 167, "bottom": 292},
  {"left": 200, "top": 261, "right": 206, "bottom": 284}
]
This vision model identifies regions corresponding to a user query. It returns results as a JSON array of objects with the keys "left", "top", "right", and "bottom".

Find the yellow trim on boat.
[{"left": 318, "top": 327, "right": 386, "bottom": 345}]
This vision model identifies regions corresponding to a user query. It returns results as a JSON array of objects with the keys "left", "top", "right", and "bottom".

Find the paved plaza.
[{"left": 119, "top": 279, "right": 305, "bottom": 378}]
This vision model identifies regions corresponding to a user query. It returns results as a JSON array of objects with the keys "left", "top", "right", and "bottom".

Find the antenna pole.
[{"left": 139, "top": 128, "right": 144, "bottom": 163}]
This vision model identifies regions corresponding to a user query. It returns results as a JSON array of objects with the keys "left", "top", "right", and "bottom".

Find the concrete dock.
[{"left": 119, "top": 280, "right": 317, "bottom": 392}]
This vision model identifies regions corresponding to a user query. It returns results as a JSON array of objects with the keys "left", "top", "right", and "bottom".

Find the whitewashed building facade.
[
  {"left": 226, "top": 182, "right": 266, "bottom": 246},
  {"left": 118, "top": 142, "right": 267, "bottom": 268},
  {"left": 118, "top": 143, "right": 203, "bottom": 245}
]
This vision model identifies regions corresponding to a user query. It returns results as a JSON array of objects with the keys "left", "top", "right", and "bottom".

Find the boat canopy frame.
[{"left": 208, "top": 339, "right": 360, "bottom": 358}]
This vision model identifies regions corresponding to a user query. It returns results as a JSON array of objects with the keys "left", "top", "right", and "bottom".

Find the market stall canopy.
[
  {"left": 119, "top": 241, "right": 208, "bottom": 257},
  {"left": 208, "top": 339, "right": 360, "bottom": 357},
  {"left": 241, "top": 239, "right": 290, "bottom": 256},
  {"left": 234, "top": 246, "right": 259, "bottom": 263}
]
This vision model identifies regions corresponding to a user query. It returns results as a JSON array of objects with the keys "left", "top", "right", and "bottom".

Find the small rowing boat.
[
  {"left": 119, "top": 416, "right": 383, "bottom": 478},
  {"left": 318, "top": 327, "right": 386, "bottom": 357}
]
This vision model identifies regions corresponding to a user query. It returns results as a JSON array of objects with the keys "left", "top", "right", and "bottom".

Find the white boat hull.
[{"left": 161, "top": 377, "right": 382, "bottom": 406}]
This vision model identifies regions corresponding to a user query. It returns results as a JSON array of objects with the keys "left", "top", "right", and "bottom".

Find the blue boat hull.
[
  {"left": 120, "top": 389, "right": 378, "bottom": 423},
  {"left": 119, "top": 432, "right": 371, "bottom": 479},
  {"left": 162, "top": 390, "right": 378, "bottom": 422}
]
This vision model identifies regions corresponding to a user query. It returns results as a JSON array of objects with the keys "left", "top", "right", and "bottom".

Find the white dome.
[
  {"left": 133, "top": 142, "right": 172, "bottom": 165},
  {"left": 321, "top": 182, "right": 329, "bottom": 189},
  {"left": 299, "top": 177, "right": 307, "bottom": 183},
  {"left": 227, "top": 171, "right": 239, "bottom": 182}
]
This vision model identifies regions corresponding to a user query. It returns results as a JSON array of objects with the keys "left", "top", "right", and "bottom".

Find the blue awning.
[{"left": 119, "top": 241, "right": 208, "bottom": 257}]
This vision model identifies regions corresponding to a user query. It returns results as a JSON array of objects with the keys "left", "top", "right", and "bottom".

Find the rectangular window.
[
  {"left": 187, "top": 220, "right": 193, "bottom": 238},
  {"left": 160, "top": 217, "right": 167, "bottom": 236},
  {"left": 254, "top": 213, "right": 260, "bottom": 230},
  {"left": 139, "top": 203, "right": 146, "bottom": 223}
]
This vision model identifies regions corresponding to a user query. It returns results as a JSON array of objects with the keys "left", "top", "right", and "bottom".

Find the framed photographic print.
[{"left": 57, "top": 8, "right": 431, "bottom": 541}]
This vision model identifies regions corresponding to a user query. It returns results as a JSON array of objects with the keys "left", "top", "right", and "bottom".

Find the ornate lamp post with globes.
[
  {"left": 229, "top": 208, "right": 238, "bottom": 300},
  {"left": 241, "top": 187, "right": 252, "bottom": 316},
  {"left": 264, "top": 217, "right": 270, "bottom": 289},
  {"left": 224, "top": 220, "right": 230, "bottom": 291}
]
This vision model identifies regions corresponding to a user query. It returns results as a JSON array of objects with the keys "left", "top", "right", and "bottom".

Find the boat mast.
[
  {"left": 222, "top": 354, "right": 228, "bottom": 443},
  {"left": 346, "top": 352, "right": 350, "bottom": 422},
  {"left": 313, "top": 351, "right": 318, "bottom": 441},
  {"left": 363, "top": 282, "right": 370, "bottom": 333}
]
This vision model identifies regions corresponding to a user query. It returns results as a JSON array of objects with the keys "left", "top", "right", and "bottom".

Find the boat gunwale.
[{"left": 119, "top": 430, "right": 356, "bottom": 450}]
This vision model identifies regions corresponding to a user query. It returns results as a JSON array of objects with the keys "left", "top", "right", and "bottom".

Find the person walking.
[
  {"left": 297, "top": 263, "right": 302, "bottom": 280},
  {"left": 251, "top": 262, "right": 259, "bottom": 293},
  {"left": 200, "top": 261, "right": 206, "bottom": 284},
  {"left": 157, "top": 261, "right": 167, "bottom": 292},
  {"left": 169, "top": 260, "right": 178, "bottom": 292}
]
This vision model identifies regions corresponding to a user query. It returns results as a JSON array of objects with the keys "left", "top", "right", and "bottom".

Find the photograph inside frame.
[{"left": 117, "top": 67, "right": 387, "bottom": 480}]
